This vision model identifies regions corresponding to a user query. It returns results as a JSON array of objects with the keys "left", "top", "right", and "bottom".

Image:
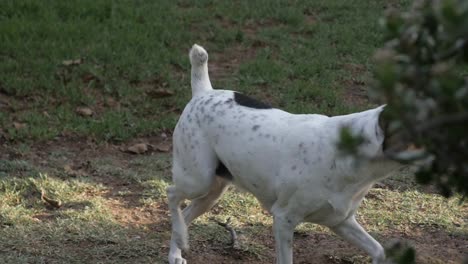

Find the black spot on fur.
[
  {"left": 252, "top": 125, "right": 260, "bottom": 131},
  {"left": 216, "top": 161, "right": 233, "bottom": 180},
  {"left": 211, "top": 101, "right": 222, "bottom": 110},
  {"left": 234, "top": 92, "right": 272, "bottom": 109},
  {"left": 204, "top": 98, "right": 213, "bottom": 105}
]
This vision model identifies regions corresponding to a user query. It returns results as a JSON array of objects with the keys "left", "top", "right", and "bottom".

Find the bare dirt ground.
[{"left": 2, "top": 135, "right": 466, "bottom": 264}]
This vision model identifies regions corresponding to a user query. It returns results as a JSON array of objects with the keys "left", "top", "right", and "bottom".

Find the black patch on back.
[
  {"left": 234, "top": 92, "right": 272, "bottom": 109},
  {"left": 216, "top": 161, "right": 233, "bottom": 180}
]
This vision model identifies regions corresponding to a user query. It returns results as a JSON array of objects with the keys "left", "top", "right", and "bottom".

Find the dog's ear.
[
  {"left": 378, "top": 108, "right": 390, "bottom": 151},
  {"left": 378, "top": 108, "right": 414, "bottom": 155}
]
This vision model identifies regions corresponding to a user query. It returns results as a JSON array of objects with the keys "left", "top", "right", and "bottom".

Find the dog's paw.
[
  {"left": 189, "top": 44, "right": 208, "bottom": 66},
  {"left": 169, "top": 255, "right": 187, "bottom": 264}
]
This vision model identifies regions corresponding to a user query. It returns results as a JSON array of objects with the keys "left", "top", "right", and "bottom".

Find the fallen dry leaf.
[
  {"left": 76, "top": 107, "right": 93, "bottom": 117},
  {"left": 146, "top": 88, "right": 174, "bottom": 98},
  {"left": 127, "top": 143, "right": 149, "bottom": 154},
  {"left": 41, "top": 189, "right": 62, "bottom": 209},
  {"left": 155, "top": 142, "right": 171, "bottom": 152},
  {"left": 81, "top": 73, "right": 98, "bottom": 83},
  {"left": 62, "top": 58, "right": 83, "bottom": 66},
  {"left": 13, "top": 122, "right": 27, "bottom": 129},
  {"left": 63, "top": 165, "right": 86, "bottom": 177},
  {"left": 63, "top": 164, "right": 73, "bottom": 172},
  {"left": 105, "top": 97, "right": 120, "bottom": 108}
]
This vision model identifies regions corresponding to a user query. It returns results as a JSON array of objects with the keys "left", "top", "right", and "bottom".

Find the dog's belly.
[
  {"left": 302, "top": 183, "right": 373, "bottom": 226},
  {"left": 201, "top": 108, "right": 346, "bottom": 213},
  {"left": 210, "top": 128, "right": 342, "bottom": 214},
  {"left": 213, "top": 134, "right": 285, "bottom": 209},
  {"left": 212, "top": 127, "right": 377, "bottom": 225}
]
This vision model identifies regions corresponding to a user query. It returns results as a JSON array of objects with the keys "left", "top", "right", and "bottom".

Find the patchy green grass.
[
  {"left": 0, "top": 155, "right": 169, "bottom": 263},
  {"left": 1, "top": 0, "right": 466, "bottom": 263},
  {"left": 1, "top": 0, "right": 409, "bottom": 142}
]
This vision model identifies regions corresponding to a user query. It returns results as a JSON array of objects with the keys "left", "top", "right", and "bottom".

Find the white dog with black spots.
[{"left": 167, "top": 44, "right": 406, "bottom": 264}]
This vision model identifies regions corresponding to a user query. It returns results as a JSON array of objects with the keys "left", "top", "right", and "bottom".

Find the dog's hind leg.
[
  {"left": 182, "top": 176, "right": 229, "bottom": 223},
  {"left": 167, "top": 140, "right": 224, "bottom": 264},
  {"left": 168, "top": 175, "right": 229, "bottom": 264},
  {"left": 167, "top": 183, "right": 189, "bottom": 264}
]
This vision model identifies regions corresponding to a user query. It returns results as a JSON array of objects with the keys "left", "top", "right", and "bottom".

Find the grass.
[
  {"left": 0, "top": 156, "right": 167, "bottom": 263},
  {"left": 1, "top": 0, "right": 467, "bottom": 263},
  {"left": 0, "top": 154, "right": 466, "bottom": 263},
  {"left": 1, "top": 0, "right": 409, "bottom": 142}
]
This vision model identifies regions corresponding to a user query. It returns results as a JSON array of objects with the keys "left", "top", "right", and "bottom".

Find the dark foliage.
[
  {"left": 385, "top": 241, "right": 416, "bottom": 264},
  {"left": 373, "top": 0, "right": 468, "bottom": 197}
]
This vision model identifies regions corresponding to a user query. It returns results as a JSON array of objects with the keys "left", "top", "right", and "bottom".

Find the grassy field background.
[{"left": 0, "top": 0, "right": 466, "bottom": 263}]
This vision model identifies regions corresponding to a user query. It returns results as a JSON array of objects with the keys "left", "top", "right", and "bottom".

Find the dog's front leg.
[
  {"left": 273, "top": 215, "right": 295, "bottom": 264},
  {"left": 330, "top": 215, "right": 385, "bottom": 264}
]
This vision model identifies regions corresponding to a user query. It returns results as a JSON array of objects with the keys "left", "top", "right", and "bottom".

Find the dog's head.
[{"left": 378, "top": 108, "right": 418, "bottom": 158}]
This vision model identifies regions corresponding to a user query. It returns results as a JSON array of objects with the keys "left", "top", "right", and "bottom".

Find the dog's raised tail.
[{"left": 189, "top": 44, "right": 213, "bottom": 97}]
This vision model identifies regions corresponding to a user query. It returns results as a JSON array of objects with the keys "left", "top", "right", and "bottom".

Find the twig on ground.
[
  {"left": 211, "top": 217, "right": 239, "bottom": 248},
  {"left": 40, "top": 188, "right": 62, "bottom": 209}
]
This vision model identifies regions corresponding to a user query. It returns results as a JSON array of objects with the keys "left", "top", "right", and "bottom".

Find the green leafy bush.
[{"left": 374, "top": 0, "right": 468, "bottom": 197}]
